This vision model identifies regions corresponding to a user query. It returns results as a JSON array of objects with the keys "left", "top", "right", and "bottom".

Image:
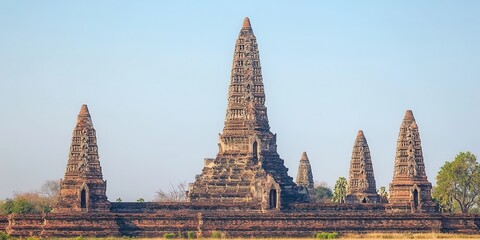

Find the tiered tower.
[
  {"left": 388, "top": 110, "right": 436, "bottom": 212},
  {"left": 296, "top": 152, "right": 315, "bottom": 198},
  {"left": 345, "top": 130, "right": 380, "bottom": 203},
  {"left": 187, "top": 17, "right": 306, "bottom": 209},
  {"left": 55, "top": 105, "right": 110, "bottom": 212}
]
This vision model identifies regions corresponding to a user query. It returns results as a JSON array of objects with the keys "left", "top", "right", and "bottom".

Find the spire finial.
[
  {"left": 296, "top": 151, "right": 314, "bottom": 189},
  {"left": 357, "top": 130, "right": 364, "bottom": 138},
  {"left": 79, "top": 104, "right": 90, "bottom": 116},
  {"left": 76, "top": 104, "right": 92, "bottom": 127},
  {"left": 242, "top": 17, "right": 252, "bottom": 29},
  {"left": 301, "top": 152, "right": 309, "bottom": 161},
  {"left": 404, "top": 110, "right": 414, "bottom": 121}
]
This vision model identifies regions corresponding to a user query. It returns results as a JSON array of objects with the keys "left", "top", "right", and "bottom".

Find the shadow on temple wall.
[{"left": 115, "top": 217, "right": 141, "bottom": 237}]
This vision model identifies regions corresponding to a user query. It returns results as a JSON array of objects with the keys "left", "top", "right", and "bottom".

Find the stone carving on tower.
[
  {"left": 187, "top": 17, "right": 307, "bottom": 209},
  {"left": 296, "top": 152, "right": 315, "bottom": 199},
  {"left": 388, "top": 110, "right": 436, "bottom": 212},
  {"left": 345, "top": 130, "right": 380, "bottom": 204},
  {"left": 55, "top": 105, "right": 110, "bottom": 212}
]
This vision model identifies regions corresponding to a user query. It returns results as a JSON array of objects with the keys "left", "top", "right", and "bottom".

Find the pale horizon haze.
[{"left": 0, "top": 1, "right": 479, "bottom": 201}]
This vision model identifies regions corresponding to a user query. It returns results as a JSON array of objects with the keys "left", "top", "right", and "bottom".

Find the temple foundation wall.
[{"left": 0, "top": 209, "right": 479, "bottom": 237}]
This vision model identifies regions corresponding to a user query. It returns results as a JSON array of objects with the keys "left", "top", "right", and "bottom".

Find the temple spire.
[
  {"left": 188, "top": 18, "right": 307, "bottom": 209},
  {"left": 224, "top": 16, "right": 269, "bottom": 133},
  {"left": 296, "top": 152, "right": 314, "bottom": 190},
  {"left": 346, "top": 130, "right": 380, "bottom": 203},
  {"left": 392, "top": 110, "right": 427, "bottom": 180},
  {"left": 56, "top": 104, "right": 110, "bottom": 212},
  {"left": 389, "top": 110, "right": 436, "bottom": 212}
]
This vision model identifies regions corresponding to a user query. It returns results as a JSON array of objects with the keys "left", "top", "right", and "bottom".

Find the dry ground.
[
  {"left": 93, "top": 234, "right": 480, "bottom": 240},
  {"left": 48, "top": 234, "right": 480, "bottom": 240}
]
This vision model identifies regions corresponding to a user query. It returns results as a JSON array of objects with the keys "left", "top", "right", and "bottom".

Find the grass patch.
[
  {"left": 4, "top": 233, "right": 480, "bottom": 240},
  {"left": 210, "top": 231, "right": 224, "bottom": 238},
  {"left": 340, "top": 232, "right": 480, "bottom": 239},
  {"left": 316, "top": 232, "right": 339, "bottom": 239},
  {"left": 187, "top": 231, "right": 197, "bottom": 239},
  {"left": 26, "top": 237, "right": 41, "bottom": 240},
  {"left": 163, "top": 233, "right": 176, "bottom": 239},
  {"left": 0, "top": 232, "right": 9, "bottom": 240}
]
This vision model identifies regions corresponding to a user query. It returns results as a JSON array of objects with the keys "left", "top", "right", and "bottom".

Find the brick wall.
[{"left": 0, "top": 207, "right": 478, "bottom": 237}]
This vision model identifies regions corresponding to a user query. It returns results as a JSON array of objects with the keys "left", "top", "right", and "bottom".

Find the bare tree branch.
[{"left": 154, "top": 181, "right": 187, "bottom": 202}]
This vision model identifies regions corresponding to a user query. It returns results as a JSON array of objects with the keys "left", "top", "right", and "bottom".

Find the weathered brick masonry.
[
  {"left": 0, "top": 208, "right": 479, "bottom": 237},
  {"left": 1, "top": 17, "right": 478, "bottom": 238}
]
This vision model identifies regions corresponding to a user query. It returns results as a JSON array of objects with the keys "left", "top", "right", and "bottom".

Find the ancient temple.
[
  {"left": 388, "top": 110, "right": 436, "bottom": 212},
  {"left": 296, "top": 152, "right": 315, "bottom": 198},
  {"left": 187, "top": 17, "right": 307, "bottom": 209},
  {"left": 55, "top": 104, "right": 110, "bottom": 212},
  {"left": 345, "top": 130, "right": 380, "bottom": 204}
]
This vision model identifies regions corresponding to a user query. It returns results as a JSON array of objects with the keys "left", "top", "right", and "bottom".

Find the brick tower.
[
  {"left": 55, "top": 105, "right": 110, "bottom": 212},
  {"left": 296, "top": 152, "right": 315, "bottom": 199},
  {"left": 345, "top": 130, "right": 380, "bottom": 204},
  {"left": 388, "top": 110, "right": 436, "bottom": 212},
  {"left": 187, "top": 17, "right": 306, "bottom": 209}
]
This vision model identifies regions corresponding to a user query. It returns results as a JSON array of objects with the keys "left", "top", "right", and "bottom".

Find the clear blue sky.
[{"left": 1, "top": 1, "right": 479, "bottom": 201}]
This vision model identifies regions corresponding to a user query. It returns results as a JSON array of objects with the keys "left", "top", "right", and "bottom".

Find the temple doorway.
[
  {"left": 413, "top": 189, "right": 419, "bottom": 209},
  {"left": 269, "top": 189, "right": 277, "bottom": 209},
  {"left": 80, "top": 189, "right": 87, "bottom": 209}
]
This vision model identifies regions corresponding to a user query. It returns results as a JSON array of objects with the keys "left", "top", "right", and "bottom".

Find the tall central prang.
[{"left": 187, "top": 17, "right": 306, "bottom": 209}]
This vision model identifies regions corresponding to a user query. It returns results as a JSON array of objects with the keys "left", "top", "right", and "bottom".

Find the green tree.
[
  {"left": 1, "top": 199, "right": 15, "bottom": 214},
  {"left": 1, "top": 192, "right": 52, "bottom": 214},
  {"left": 11, "top": 198, "right": 36, "bottom": 214},
  {"left": 116, "top": 198, "right": 123, "bottom": 202},
  {"left": 136, "top": 198, "right": 145, "bottom": 202},
  {"left": 433, "top": 151, "right": 480, "bottom": 213},
  {"left": 2, "top": 198, "right": 36, "bottom": 214},
  {"left": 0, "top": 231, "right": 10, "bottom": 240},
  {"left": 378, "top": 186, "right": 389, "bottom": 203},
  {"left": 332, "top": 177, "right": 347, "bottom": 203},
  {"left": 431, "top": 188, "right": 453, "bottom": 213},
  {"left": 0, "top": 180, "right": 58, "bottom": 214},
  {"left": 311, "top": 182, "right": 333, "bottom": 203}
]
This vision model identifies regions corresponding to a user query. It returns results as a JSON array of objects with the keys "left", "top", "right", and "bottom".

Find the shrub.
[
  {"left": 187, "top": 231, "right": 196, "bottom": 239},
  {"left": 0, "top": 232, "right": 9, "bottom": 240},
  {"left": 211, "top": 231, "right": 222, "bottom": 238},
  {"left": 328, "top": 232, "right": 338, "bottom": 239},
  {"left": 316, "top": 232, "right": 327, "bottom": 239},
  {"left": 163, "top": 233, "right": 176, "bottom": 239},
  {"left": 316, "top": 232, "right": 338, "bottom": 239}
]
